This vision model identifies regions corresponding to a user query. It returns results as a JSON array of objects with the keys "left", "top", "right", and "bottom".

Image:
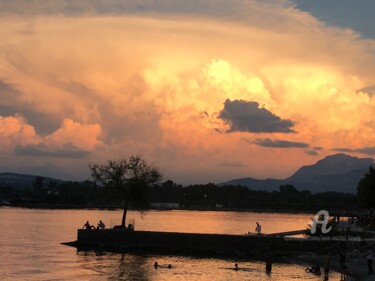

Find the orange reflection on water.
[
  {"left": 129, "top": 210, "right": 313, "bottom": 235},
  {"left": 0, "top": 208, "right": 341, "bottom": 280}
]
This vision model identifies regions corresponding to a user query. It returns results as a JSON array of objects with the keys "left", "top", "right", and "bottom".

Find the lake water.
[{"left": 0, "top": 207, "right": 341, "bottom": 280}]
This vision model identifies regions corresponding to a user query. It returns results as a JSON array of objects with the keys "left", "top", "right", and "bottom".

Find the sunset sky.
[{"left": 1, "top": 0, "right": 375, "bottom": 184}]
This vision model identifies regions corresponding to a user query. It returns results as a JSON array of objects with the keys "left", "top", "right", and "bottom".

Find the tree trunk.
[{"left": 121, "top": 201, "right": 128, "bottom": 227}]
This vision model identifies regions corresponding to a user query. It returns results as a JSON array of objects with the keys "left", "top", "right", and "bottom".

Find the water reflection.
[
  {"left": 115, "top": 254, "right": 149, "bottom": 281},
  {"left": 0, "top": 208, "right": 340, "bottom": 280},
  {"left": 77, "top": 251, "right": 151, "bottom": 281},
  {"left": 74, "top": 250, "right": 341, "bottom": 281}
]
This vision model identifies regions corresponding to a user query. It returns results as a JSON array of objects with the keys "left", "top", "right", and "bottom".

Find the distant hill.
[
  {"left": 219, "top": 154, "right": 374, "bottom": 194},
  {"left": 0, "top": 173, "right": 65, "bottom": 189}
]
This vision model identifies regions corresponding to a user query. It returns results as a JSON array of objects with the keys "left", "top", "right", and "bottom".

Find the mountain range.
[
  {"left": 219, "top": 153, "right": 374, "bottom": 194},
  {"left": 1, "top": 153, "right": 373, "bottom": 194},
  {"left": 0, "top": 173, "right": 65, "bottom": 189}
]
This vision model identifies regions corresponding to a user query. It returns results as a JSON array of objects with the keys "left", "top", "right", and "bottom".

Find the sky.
[{"left": 0, "top": 0, "right": 375, "bottom": 184}]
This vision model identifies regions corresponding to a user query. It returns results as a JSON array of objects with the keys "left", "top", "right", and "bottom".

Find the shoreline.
[{"left": 0, "top": 204, "right": 324, "bottom": 214}]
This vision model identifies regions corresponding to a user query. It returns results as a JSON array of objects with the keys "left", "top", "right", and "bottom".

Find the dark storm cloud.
[
  {"left": 15, "top": 143, "right": 91, "bottom": 158},
  {"left": 333, "top": 146, "right": 375, "bottom": 155},
  {"left": 218, "top": 99, "right": 295, "bottom": 133},
  {"left": 251, "top": 138, "right": 308, "bottom": 148}
]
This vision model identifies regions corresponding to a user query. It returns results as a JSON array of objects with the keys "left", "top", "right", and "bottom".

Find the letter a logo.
[{"left": 311, "top": 210, "right": 331, "bottom": 234}]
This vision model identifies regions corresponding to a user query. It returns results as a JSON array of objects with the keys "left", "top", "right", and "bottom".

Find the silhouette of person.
[
  {"left": 324, "top": 252, "right": 331, "bottom": 279},
  {"left": 367, "top": 248, "right": 373, "bottom": 274},
  {"left": 255, "top": 222, "right": 262, "bottom": 234},
  {"left": 82, "top": 221, "right": 94, "bottom": 229},
  {"left": 339, "top": 251, "right": 346, "bottom": 280},
  {"left": 97, "top": 220, "right": 105, "bottom": 229},
  {"left": 266, "top": 255, "right": 272, "bottom": 273},
  {"left": 154, "top": 262, "right": 158, "bottom": 269}
]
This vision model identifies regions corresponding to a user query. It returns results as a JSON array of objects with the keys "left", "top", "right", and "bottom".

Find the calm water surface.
[{"left": 0, "top": 207, "right": 340, "bottom": 280}]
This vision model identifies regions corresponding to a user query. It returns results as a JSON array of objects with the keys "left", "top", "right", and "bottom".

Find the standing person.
[
  {"left": 339, "top": 251, "right": 346, "bottom": 280},
  {"left": 255, "top": 222, "right": 262, "bottom": 234},
  {"left": 367, "top": 248, "right": 373, "bottom": 274},
  {"left": 324, "top": 252, "right": 331, "bottom": 280},
  {"left": 265, "top": 255, "right": 272, "bottom": 273}
]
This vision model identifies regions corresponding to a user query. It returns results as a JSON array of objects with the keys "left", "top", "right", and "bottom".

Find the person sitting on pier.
[
  {"left": 82, "top": 221, "right": 95, "bottom": 230},
  {"left": 97, "top": 220, "right": 105, "bottom": 229}
]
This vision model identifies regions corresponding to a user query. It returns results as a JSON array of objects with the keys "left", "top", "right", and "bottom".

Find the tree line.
[
  {"left": 2, "top": 156, "right": 374, "bottom": 219},
  {"left": 1, "top": 178, "right": 359, "bottom": 212}
]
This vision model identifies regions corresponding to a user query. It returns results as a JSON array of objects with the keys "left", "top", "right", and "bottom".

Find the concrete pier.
[{"left": 64, "top": 229, "right": 348, "bottom": 257}]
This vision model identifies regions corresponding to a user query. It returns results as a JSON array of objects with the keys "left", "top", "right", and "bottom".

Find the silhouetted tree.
[
  {"left": 357, "top": 167, "right": 375, "bottom": 228},
  {"left": 89, "top": 155, "right": 162, "bottom": 228}
]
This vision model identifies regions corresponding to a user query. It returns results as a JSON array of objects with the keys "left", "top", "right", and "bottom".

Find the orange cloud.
[
  {"left": 0, "top": 0, "right": 375, "bottom": 182},
  {"left": 0, "top": 115, "right": 40, "bottom": 150},
  {"left": 45, "top": 119, "right": 102, "bottom": 151},
  {"left": 0, "top": 115, "right": 102, "bottom": 156}
]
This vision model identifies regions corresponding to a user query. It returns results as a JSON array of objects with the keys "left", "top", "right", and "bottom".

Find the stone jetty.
[{"left": 63, "top": 229, "right": 349, "bottom": 257}]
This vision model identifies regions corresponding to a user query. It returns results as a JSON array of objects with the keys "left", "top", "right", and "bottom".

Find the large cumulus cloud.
[{"left": 0, "top": 0, "right": 375, "bottom": 183}]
